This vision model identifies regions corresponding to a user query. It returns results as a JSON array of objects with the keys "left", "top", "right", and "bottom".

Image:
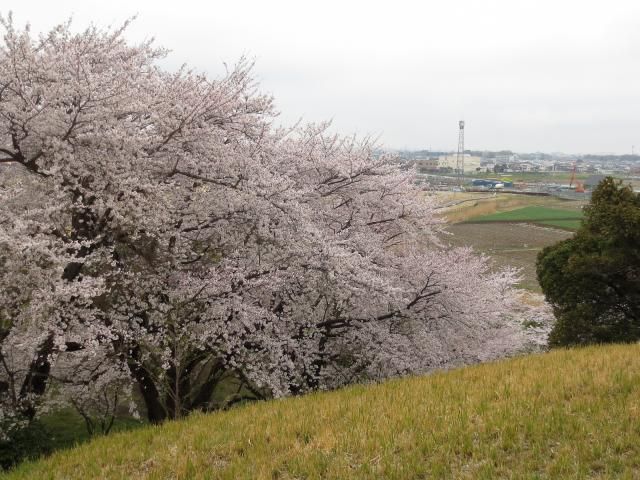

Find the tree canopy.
[
  {"left": 537, "top": 177, "right": 640, "bottom": 346},
  {"left": 0, "top": 16, "right": 539, "bottom": 436}
]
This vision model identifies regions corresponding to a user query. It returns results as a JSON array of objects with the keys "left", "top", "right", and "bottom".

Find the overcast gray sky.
[{"left": 5, "top": 1, "right": 640, "bottom": 154}]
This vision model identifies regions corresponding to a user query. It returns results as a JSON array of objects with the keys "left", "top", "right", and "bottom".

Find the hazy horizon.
[{"left": 5, "top": 0, "right": 640, "bottom": 154}]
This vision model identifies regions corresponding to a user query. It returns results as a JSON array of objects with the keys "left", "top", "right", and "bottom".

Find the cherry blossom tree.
[{"left": 0, "top": 15, "right": 541, "bottom": 432}]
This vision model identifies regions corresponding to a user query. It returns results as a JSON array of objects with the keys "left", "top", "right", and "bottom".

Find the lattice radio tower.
[{"left": 456, "top": 120, "right": 465, "bottom": 185}]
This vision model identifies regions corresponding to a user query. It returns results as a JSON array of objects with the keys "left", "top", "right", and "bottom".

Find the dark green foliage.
[
  {"left": 0, "top": 421, "right": 52, "bottom": 471},
  {"left": 537, "top": 177, "right": 640, "bottom": 346},
  {"left": 0, "top": 409, "right": 146, "bottom": 471}
]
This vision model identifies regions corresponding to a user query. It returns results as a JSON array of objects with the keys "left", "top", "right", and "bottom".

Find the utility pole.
[{"left": 456, "top": 120, "right": 465, "bottom": 186}]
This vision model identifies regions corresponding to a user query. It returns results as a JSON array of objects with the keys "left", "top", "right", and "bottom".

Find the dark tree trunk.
[
  {"left": 126, "top": 346, "right": 166, "bottom": 423},
  {"left": 187, "top": 359, "right": 225, "bottom": 411},
  {"left": 19, "top": 334, "right": 54, "bottom": 419}
]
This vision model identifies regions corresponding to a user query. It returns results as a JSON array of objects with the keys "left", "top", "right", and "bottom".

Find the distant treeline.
[{"left": 581, "top": 154, "right": 640, "bottom": 163}]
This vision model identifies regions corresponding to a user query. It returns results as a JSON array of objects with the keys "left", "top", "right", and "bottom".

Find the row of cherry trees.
[{"left": 0, "top": 17, "right": 544, "bottom": 433}]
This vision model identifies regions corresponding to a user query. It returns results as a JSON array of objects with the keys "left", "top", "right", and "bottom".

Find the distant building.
[
  {"left": 483, "top": 162, "right": 497, "bottom": 173},
  {"left": 553, "top": 162, "right": 573, "bottom": 172},
  {"left": 415, "top": 157, "right": 440, "bottom": 172},
  {"left": 511, "top": 161, "right": 539, "bottom": 172},
  {"left": 495, "top": 153, "right": 517, "bottom": 163},
  {"left": 437, "top": 154, "right": 482, "bottom": 174}
]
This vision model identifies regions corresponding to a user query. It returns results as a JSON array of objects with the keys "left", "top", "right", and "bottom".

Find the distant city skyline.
[
  {"left": 390, "top": 146, "right": 639, "bottom": 156},
  {"left": 6, "top": 0, "right": 640, "bottom": 154}
]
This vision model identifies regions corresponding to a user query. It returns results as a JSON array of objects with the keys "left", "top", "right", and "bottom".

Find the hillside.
[{"left": 5, "top": 344, "right": 640, "bottom": 479}]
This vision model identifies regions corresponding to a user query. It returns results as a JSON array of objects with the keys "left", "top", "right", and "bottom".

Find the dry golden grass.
[{"left": 4, "top": 344, "right": 640, "bottom": 479}]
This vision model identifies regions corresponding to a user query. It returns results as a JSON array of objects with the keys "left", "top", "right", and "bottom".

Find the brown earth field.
[
  {"left": 443, "top": 223, "right": 573, "bottom": 291},
  {"left": 432, "top": 191, "right": 581, "bottom": 291}
]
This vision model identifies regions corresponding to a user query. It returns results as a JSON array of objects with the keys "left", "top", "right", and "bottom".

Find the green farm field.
[
  {"left": 467, "top": 206, "right": 584, "bottom": 231},
  {"left": 5, "top": 344, "right": 640, "bottom": 479}
]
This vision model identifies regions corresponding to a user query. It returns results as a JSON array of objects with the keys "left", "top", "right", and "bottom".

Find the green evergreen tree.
[{"left": 537, "top": 177, "right": 640, "bottom": 346}]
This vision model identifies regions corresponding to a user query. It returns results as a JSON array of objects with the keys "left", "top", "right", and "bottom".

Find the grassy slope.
[{"left": 5, "top": 344, "right": 640, "bottom": 479}]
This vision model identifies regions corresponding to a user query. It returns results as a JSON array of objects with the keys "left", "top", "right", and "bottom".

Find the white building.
[{"left": 437, "top": 154, "right": 482, "bottom": 173}]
